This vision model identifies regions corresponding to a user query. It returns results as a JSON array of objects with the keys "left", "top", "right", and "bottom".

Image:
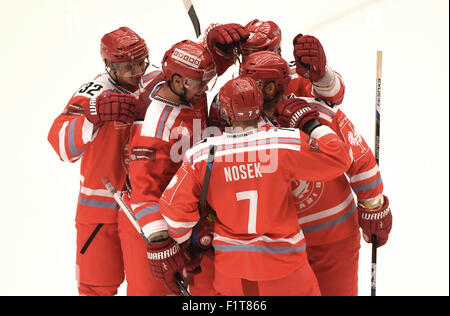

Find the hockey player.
[
  {"left": 241, "top": 19, "right": 345, "bottom": 105},
  {"left": 154, "top": 76, "right": 354, "bottom": 295},
  {"left": 204, "top": 19, "right": 344, "bottom": 111},
  {"left": 239, "top": 51, "right": 393, "bottom": 295},
  {"left": 47, "top": 27, "right": 164, "bottom": 295},
  {"left": 125, "top": 33, "right": 248, "bottom": 295}
]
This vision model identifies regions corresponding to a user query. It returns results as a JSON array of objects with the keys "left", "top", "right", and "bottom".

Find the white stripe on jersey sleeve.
[
  {"left": 80, "top": 185, "right": 114, "bottom": 198},
  {"left": 310, "top": 125, "right": 336, "bottom": 139},
  {"left": 349, "top": 165, "right": 380, "bottom": 183},
  {"left": 312, "top": 67, "right": 342, "bottom": 97},
  {"left": 142, "top": 219, "right": 169, "bottom": 240},
  {"left": 58, "top": 121, "right": 70, "bottom": 162},
  {"left": 298, "top": 192, "right": 354, "bottom": 224},
  {"left": 162, "top": 214, "right": 198, "bottom": 230},
  {"left": 81, "top": 117, "right": 95, "bottom": 144}
]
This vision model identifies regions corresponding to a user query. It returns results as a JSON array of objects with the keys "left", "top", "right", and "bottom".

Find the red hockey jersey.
[
  {"left": 159, "top": 126, "right": 352, "bottom": 280},
  {"left": 47, "top": 71, "right": 161, "bottom": 223},
  {"left": 258, "top": 97, "right": 383, "bottom": 246},
  {"left": 126, "top": 81, "right": 208, "bottom": 238}
]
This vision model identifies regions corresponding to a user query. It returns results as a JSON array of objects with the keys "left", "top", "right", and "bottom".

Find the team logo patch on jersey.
[
  {"left": 130, "top": 147, "right": 156, "bottom": 161},
  {"left": 339, "top": 117, "right": 369, "bottom": 160},
  {"left": 291, "top": 179, "right": 324, "bottom": 212},
  {"left": 308, "top": 137, "right": 322, "bottom": 153}
]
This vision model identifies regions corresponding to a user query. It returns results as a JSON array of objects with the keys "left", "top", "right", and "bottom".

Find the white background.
[{"left": 0, "top": 0, "right": 448, "bottom": 296}]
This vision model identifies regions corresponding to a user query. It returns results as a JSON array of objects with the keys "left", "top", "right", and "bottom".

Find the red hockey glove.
[
  {"left": 274, "top": 98, "right": 319, "bottom": 134},
  {"left": 207, "top": 23, "right": 249, "bottom": 59},
  {"left": 185, "top": 208, "right": 216, "bottom": 274},
  {"left": 358, "top": 195, "right": 392, "bottom": 248},
  {"left": 293, "top": 34, "right": 327, "bottom": 82},
  {"left": 193, "top": 209, "right": 215, "bottom": 250},
  {"left": 84, "top": 92, "right": 137, "bottom": 125},
  {"left": 146, "top": 238, "right": 188, "bottom": 295},
  {"left": 184, "top": 240, "right": 204, "bottom": 275}
]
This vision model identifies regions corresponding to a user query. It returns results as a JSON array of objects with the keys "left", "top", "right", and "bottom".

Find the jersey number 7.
[{"left": 236, "top": 190, "right": 258, "bottom": 234}]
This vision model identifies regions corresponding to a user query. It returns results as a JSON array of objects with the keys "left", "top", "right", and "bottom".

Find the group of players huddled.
[{"left": 48, "top": 21, "right": 392, "bottom": 296}]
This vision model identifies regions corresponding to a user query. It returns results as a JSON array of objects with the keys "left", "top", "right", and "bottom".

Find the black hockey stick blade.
[
  {"left": 175, "top": 272, "right": 191, "bottom": 296},
  {"left": 182, "top": 0, "right": 201, "bottom": 37}
]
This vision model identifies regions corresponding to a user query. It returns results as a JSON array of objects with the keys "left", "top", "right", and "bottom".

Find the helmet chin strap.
[{"left": 105, "top": 63, "right": 118, "bottom": 84}]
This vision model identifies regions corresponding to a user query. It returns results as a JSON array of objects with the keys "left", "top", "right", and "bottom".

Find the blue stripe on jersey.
[
  {"left": 78, "top": 197, "right": 119, "bottom": 210},
  {"left": 310, "top": 103, "right": 336, "bottom": 118},
  {"left": 213, "top": 243, "right": 306, "bottom": 254},
  {"left": 68, "top": 119, "right": 86, "bottom": 157},
  {"left": 302, "top": 203, "right": 356, "bottom": 234},
  {"left": 156, "top": 106, "right": 172, "bottom": 140},
  {"left": 135, "top": 204, "right": 160, "bottom": 220},
  {"left": 143, "top": 71, "right": 162, "bottom": 82},
  {"left": 168, "top": 226, "right": 190, "bottom": 234},
  {"left": 352, "top": 176, "right": 382, "bottom": 193}
]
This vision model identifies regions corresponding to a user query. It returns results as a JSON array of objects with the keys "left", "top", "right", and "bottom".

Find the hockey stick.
[
  {"left": 200, "top": 145, "right": 217, "bottom": 214},
  {"left": 182, "top": 0, "right": 201, "bottom": 38},
  {"left": 191, "top": 145, "right": 217, "bottom": 249},
  {"left": 101, "top": 177, "right": 191, "bottom": 296},
  {"left": 371, "top": 51, "right": 383, "bottom": 297}
]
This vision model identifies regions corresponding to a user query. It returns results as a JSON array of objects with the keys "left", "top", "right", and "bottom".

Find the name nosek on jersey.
[{"left": 224, "top": 162, "right": 263, "bottom": 182}]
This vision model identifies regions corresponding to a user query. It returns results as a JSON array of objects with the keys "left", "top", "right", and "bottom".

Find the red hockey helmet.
[
  {"left": 239, "top": 51, "right": 290, "bottom": 94},
  {"left": 162, "top": 40, "right": 217, "bottom": 91},
  {"left": 218, "top": 77, "right": 264, "bottom": 121},
  {"left": 241, "top": 19, "right": 282, "bottom": 58},
  {"left": 100, "top": 27, "right": 148, "bottom": 63}
]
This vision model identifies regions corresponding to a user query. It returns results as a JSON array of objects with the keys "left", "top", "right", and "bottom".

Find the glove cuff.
[
  {"left": 359, "top": 195, "right": 390, "bottom": 220},
  {"left": 302, "top": 119, "right": 322, "bottom": 136},
  {"left": 311, "top": 65, "right": 334, "bottom": 86}
]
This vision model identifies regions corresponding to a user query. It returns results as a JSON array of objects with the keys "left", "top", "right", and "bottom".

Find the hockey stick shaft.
[
  {"left": 374, "top": 51, "right": 382, "bottom": 165},
  {"left": 191, "top": 145, "right": 217, "bottom": 250},
  {"left": 199, "top": 145, "right": 217, "bottom": 216},
  {"left": 371, "top": 50, "right": 382, "bottom": 296},
  {"left": 102, "top": 177, "right": 191, "bottom": 296},
  {"left": 102, "top": 177, "right": 149, "bottom": 244},
  {"left": 182, "top": 0, "right": 201, "bottom": 38}
]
